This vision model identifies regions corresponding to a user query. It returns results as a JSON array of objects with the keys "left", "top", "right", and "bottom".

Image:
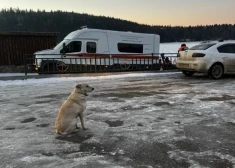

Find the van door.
[{"left": 58, "top": 40, "right": 83, "bottom": 70}]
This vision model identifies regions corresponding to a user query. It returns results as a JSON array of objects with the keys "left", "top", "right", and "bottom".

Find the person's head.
[{"left": 181, "top": 44, "right": 186, "bottom": 47}]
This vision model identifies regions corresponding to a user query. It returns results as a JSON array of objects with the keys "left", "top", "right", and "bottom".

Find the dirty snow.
[{"left": 1, "top": 72, "right": 235, "bottom": 168}]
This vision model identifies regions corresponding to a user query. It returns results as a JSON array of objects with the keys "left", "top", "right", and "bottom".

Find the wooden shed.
[{"left": 0, "top": 32, "right": 58, "bottom": 65}]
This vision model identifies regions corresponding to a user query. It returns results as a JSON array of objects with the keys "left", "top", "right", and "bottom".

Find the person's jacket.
[{"left": 178, "top": 46, "right": 188, "bottom": 52}]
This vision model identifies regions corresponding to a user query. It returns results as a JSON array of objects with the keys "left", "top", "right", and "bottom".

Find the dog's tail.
[
  {"left": 55, "top": 119, "right": 61, "bottom": 134},
  {"left": 55, "top": 122, "right": 68, "bottom": 135},
  {"left": 56, "top": 129, "right": 60, "bottom": 134},
  {"left": 56, "top": 128, "right": 69, "bottom": 135}
]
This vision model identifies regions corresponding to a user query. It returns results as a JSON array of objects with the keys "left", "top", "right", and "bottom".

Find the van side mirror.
[{"left": 62, "top": 43, "right": 66, "bottom": 54}]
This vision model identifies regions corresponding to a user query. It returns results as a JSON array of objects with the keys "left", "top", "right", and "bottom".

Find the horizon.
[
  {"left": 1, "top": 7, "right": 235, "bottom": 28},
  {"left": 1, "top": 0, "right": 235, "bottom": 27}
]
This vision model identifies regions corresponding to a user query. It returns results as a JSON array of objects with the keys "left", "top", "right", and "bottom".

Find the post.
[
  {"left": 151, "top": 53, "right": 154, "bottom": 70},
  {"left": 161, "top": 53, "right": 165, "bottom": 64},
  {"left": 161, "top": 53, "right": 165, "bottom": 71},
  {"left": 94, "top": 54, "right": 97, "bottom": 73},
  {"left": 24, "top": 54, "right": 27, "bottom": 76}
]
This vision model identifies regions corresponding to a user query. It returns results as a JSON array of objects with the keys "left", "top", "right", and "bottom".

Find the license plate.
[{"left": 179, "top": 63, "right": 189, "bottom": 68}]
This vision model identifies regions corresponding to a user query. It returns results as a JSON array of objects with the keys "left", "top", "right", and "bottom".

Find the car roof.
[
  {"left": 188, "top": 40, "right": 235, "bottom": 51},
  {"left": 199, "top": 40, "right": 235, "bottom": 45}
]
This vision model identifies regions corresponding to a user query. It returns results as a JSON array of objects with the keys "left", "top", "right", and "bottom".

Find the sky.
[{"left": 1, "top": 0, "right": 235, "bottom": 26}]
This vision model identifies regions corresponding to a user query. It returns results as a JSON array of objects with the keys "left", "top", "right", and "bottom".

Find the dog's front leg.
[
  {"left": 78, "top": 113, "right": 87, "bottom": 130},
  {"left": 75, "top": 117, "right": 80, "bottom": 129}
]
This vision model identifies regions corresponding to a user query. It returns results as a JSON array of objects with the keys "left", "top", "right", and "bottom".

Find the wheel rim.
[
  {"left": 120, "top": 59, "right": 130, "bottom": 70},
  {"left": 211, "top": 65, "right": 223, "bottom": 78},
  {"left": 56, "top": 61, "right": 69, "bottom": 72}
]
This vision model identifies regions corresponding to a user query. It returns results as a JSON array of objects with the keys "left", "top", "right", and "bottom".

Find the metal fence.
[{"left": 24, "top": 53, "right": 178, "bottom": 75}]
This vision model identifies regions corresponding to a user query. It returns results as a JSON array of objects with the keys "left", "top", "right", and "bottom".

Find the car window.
[
  {"left": 60, "top": 41, "right": 82, "bottom": 53},
  {"left": 217, "top": 44, "right": 235, "bottom": 54},
  {"left": 189, "top": 43, "right": 216, "bottom": 50},
  {"left": 86, "top": 42, "right": 97, "bottom": 53}
]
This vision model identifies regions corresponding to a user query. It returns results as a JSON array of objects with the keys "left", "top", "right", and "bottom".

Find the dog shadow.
[{"left": 55, "top": 129, "right": 93, "bottom": 144}]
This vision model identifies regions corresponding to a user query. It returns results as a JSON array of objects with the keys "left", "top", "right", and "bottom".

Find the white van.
[{"left": 31, "top": 27, "right": 160, "bottom": 73}]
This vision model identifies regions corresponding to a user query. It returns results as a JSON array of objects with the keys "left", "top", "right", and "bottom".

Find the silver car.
[{"left": 176, "top": 40, "right": 235, "bottom": 79}]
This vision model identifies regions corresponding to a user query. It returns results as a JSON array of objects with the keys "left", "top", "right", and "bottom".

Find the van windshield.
[{"left": 54, "top": 40, "right": 69, "bottom": 50}]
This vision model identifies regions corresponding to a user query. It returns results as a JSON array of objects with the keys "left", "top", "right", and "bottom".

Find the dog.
[{"left": 55, "top": 84, "right": 94, "bottom": 135}]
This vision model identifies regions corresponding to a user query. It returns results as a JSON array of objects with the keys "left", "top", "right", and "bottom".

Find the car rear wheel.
[
  {"left": 209, "top": 63, "right": 224, "bottom": 79},
  {"left": 182, "top": 70, "right": 195, "bottom": 76}
]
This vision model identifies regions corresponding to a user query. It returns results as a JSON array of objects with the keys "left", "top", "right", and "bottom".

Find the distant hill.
[{"left": 0, "top": 8, "right": 235, "bottom": 42}]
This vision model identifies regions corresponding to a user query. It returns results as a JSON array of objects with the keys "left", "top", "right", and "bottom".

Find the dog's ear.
[{"left": 76, "top": 84, "right": 81, "bottom": 89}]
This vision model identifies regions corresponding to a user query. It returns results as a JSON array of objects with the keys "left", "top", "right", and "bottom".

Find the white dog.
[{"left": 55, "top": 84, "right": 94, "bottom": 135}]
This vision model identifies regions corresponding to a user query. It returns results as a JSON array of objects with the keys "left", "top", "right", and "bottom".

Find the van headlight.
[{"left": 36, "top": 59, "right": 42, "bottom": 67}]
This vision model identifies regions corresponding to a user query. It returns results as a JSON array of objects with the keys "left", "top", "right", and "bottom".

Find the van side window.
[
  {"left": 60, "top": 41, "right": 82, "bottom": 53},
  {"left": 86, "top": 42, "right": 97, "bottom": 53},
  {"left": 118, "top": 43, "right": 143, "bottom": 53},
  {"left": 217, "top": 44, "right": 235, "bottom": 54}
]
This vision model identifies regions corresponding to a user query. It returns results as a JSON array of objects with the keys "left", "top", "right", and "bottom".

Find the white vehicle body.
[
  {"left": 34, "top": 28, "right": 160, "bottom": 71},
  {"left": 176, "top": 40, "right": 235, "bottom": 79}
]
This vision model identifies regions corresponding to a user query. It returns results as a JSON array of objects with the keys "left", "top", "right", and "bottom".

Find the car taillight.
[{"left": 192, "top": 53, "right": 205, "bottom": 57}]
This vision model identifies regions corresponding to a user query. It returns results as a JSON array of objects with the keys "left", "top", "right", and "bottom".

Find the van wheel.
[
  {"left": 182, "top": 70, "right": 195, "bottom": 76},
  {"left": 209, "top": 63, "right": 224, "bottom": 79},
  {"left": 56, "top": 61, "right": 69, "bottom": 72}
]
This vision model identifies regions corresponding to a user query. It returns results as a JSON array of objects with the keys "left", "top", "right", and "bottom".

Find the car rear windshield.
[{"left": 189, "top": 43, "right": 216, "bottom": 50}]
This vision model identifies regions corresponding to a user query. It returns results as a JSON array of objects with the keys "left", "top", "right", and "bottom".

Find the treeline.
[{"left": 0, "top": 8, "right": 235, "bottom": 42}]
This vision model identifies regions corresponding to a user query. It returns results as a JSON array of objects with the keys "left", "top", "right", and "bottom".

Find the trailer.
[{"left": 30, "top": 27, "right": 160, "bottom": 73}]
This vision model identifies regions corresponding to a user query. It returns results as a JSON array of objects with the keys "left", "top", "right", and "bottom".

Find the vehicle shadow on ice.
[{"left": 180, "top": 73, "right": 235, "bottom": 80}]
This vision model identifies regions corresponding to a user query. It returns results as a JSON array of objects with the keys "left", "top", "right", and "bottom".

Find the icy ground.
[{"left": 1, "top": 72, "right": 235, "bottom": 168}]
